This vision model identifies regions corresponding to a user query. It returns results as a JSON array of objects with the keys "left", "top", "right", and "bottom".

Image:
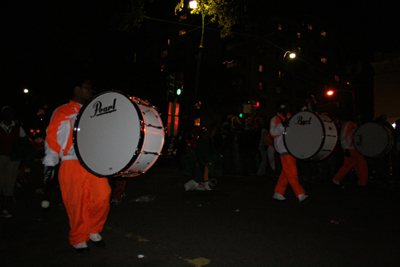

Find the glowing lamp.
[{"left": 189, "top": 0, "right": 198, "bottom": 9}]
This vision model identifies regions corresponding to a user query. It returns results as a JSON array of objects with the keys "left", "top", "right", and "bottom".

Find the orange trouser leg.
[
  {"left": 59, "top": 160, "right": 111, "bottom": 246},
  {"left": 274, "top": 155, "right": 305, "bottom": 197},
  {"left": 352, "top": 150, "right": 368, "bottom": 186},
  {"left": 204, "top": 164, "right": 209, "bottom": 181},
  {"left": 333, "top": 149, "right": 368, "bottom": 185}
]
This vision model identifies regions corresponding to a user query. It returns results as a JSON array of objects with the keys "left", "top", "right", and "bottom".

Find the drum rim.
[
  {"left": 283, "top": 111, "right": 326, "bottom": 160},
  {"left": 73, "top": 91, "right": 145, "bottom": 177},
  {"left": 354, "top": 122, "right": 393, "bottom": 158}
]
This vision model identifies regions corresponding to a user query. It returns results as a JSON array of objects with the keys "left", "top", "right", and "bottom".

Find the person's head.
[
  {"left": 379, "top": 114, "right": 388, "bottom": 122},
  {"left": 72, "top": 79, "right": 93, "bottom": 105},
  {"left": 1, "top": 106, "right": 14, "bottom": 122},
  {"left": 198, "top": 127, "right": 210, "bottom": 140},
  {"left": 277, "top": 101, "right": 290, "bottom": 114}
]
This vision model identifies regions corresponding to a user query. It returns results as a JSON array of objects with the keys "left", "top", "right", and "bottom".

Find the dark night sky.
[{"left": 1, "top": 0, "right": 398, "bottom": 127}]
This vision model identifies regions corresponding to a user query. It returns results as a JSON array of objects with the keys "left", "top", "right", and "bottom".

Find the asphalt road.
[{"left": 1, "top": 160, "right": 399, "bottom": 267}]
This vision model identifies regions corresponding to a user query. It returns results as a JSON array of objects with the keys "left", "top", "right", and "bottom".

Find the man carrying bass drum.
[
  {"left": 270, "top": 102, "right": 309, "bottom": 203},
  {"left": 332, "top": 113, "right": 368, "bottom": 186},
  {"left": 42, "top": 78, "right": 111, "bottom": 255}
]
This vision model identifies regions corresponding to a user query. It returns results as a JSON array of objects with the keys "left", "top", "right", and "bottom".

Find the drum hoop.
[
  {"left": 73, "top": 91, "right": 145, "bottom": 177},
  {"left": 283, "top": 111, "right": 327, "bottom": 160},
  {"left": 354, "top": 122, "right": 392, "bottom": 157}
]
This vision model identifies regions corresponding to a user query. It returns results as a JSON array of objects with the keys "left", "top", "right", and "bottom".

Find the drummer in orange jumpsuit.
[
  {"left": 270, "top": 103, "right": 309, "bottom": 203},
  {"left": 332, "top": 115, "right": 368, "bottom": 186},
  {"left": 42, "top": 79, "right": 111, "bottom": 255}
]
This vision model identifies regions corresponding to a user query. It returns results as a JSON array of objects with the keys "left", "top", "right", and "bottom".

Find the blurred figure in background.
[
  {"left": 0, "top": 106, "right": 26, "bottom": 218},
  {"left": 332, "top": 113, "right": 368, "bottom": 186}
]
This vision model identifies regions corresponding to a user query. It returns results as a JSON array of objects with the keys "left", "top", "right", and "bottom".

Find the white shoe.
[
  {"left": 90, "top": 233, "right": 102, "bottom": 242},
  {"left": 73, "top": 241, "right": 88, "bottom": 249},
  {"left": 0, "top": 209, "right": 12, "bottom": 218},
  {"left": 196, "top": 184, "right": 206, "bottom": 191},
  {"left": 203, "top": 182, "right": 212, "bottom": 191},
  {"left": 332, "top": 179, "right": 340, "bottom": 186},
  {"left": 273, "top": 192, "right": 286, "bottom": 201},
  {"left": 298, "top": 194, "right": 309, "bottom": 203},
  {"left": 184, "top": 180, "right": 199, "bottom": 191}
]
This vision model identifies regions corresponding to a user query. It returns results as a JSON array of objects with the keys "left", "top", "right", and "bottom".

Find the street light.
[
  {"left": 280, "top": 51, "right": 296, "bottom": 94},
  {"left": 284, "top": 51, "right": 296, "bottom": 59},
  {"left": 189, "top": 0, "right": 205, "bottom": 133}
]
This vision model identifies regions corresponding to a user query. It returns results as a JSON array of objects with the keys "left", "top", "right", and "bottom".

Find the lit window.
[
  {"left": 335, "top": 75, "right": 339, "bottom": 82},
  {"left": 194, "top": 118, "right": 200, "bottom": 126},
  {"left": 161, "top": 50, "right": 168, "bottom": 57},
  {"left": 179, "top": 29, "right": 186, "bottom": 36},
  {"left": 278, "top": 24, "right": 282, "bottom": 30},
  {"left": 298, "top": 47, "right": 301, "bottom": 53},
  {"left": 321, "top": 57, "right": 327, "bottom": 64},
  {"left": 321, "top": 31, "right": 327, "bottom": 37},
  {"left": 277, "top": 86, "right": 281, "bottom": 94},
  {"left": 179, "top": 14, "right": 187, "bottom": 21},
  {"left": 161, "top": 65, "right": 165, "bottom": 72},
  {"left": 259, "top": 82, "right": 263, "bottom": 90},
  {"left": 308, "top": 24, "right": 313, "bottom": 30},
  {"left": 167, "top": 39, "right": 170, "bottom": 45},
  {"left": 259, "top": 65, "right": 263, "bottom": 72},
  {"left": 297, "top": 32, "right": 301, "bottom": 39},
  {"left": 278, "top": 70, "right": 282, "bottom": 78}
]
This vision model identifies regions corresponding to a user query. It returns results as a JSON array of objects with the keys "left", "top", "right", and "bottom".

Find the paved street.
[{"left": 1, "top": 160, "right": 399, "bottom": 267}]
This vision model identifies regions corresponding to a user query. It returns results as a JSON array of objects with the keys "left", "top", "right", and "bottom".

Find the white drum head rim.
[
  {"left": 283, "top": 111, "right": 327, "bottom": 160},
  {"left": 354, "top": 122, "right": 392, "bottom": 157},
  {"left": 73, "top": 91, "right": 144, "bottom": 177}
]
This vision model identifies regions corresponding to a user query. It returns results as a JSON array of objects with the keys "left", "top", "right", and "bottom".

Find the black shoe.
[
  {"left": 75, "top": 247, "right": 90, "bottom": 255},
  {"left": 91, "top": 239, "right": 106, "bottom": 247}
]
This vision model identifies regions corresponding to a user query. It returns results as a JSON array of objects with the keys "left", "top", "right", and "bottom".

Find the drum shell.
[
  {"left": 354, "top": 122, "right": 393, "bottom": 157},
  {"left": 123, "top": 99, "right": 165, "bottom": 177},
  {"left": 283, "top": 111, "right": 338, "bottom": 161}
]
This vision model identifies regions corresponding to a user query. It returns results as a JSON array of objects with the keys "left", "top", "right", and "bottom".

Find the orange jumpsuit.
[
  {"left": 43, "top": 100, "right": 111, "bottom": 246},
  {"left": 270, "top": 112, "right": 306, "bottom": 197},
  {"left": 333, "top": 121, "right": 368, "bottom": 186}
]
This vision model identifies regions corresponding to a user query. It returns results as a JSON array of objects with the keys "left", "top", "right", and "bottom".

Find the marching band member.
[
  {"left": 332, "top": 114, "right": 368, "bottom": 186},
  {"left": 42, "top": 78, "right": 111, "bottom": 255},
  {"left": 270, "top": 102, "right": 309, "bottom": 203}
]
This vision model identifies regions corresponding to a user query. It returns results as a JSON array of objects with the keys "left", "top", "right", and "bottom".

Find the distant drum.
[
  {"left": 354, "top": 122, "right": 393, "bottom": 157},
  {"left": 73, "top": 91, "right": 164, "bottom": 177},
  {"left": 283, "top": 111, "right": 338, "bottom": 160}
]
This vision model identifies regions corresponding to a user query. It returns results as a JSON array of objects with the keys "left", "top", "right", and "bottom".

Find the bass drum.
[
  {"left": 73, "top": 91, "right": 164, "bottom": 177},
  {"left": 354, "top": 122, "right": 393, "bottom": 157},
  {"left": 283, "top": 111, "right": 338, "bottom": 160}
]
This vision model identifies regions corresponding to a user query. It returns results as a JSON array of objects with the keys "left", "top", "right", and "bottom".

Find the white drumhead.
[
  {"left": 74, "top": 91, "right": 143, "bottom": 177},
  {"left": 354, "top": 122, "right": 392, "bottom": 157},
  {"left": 284, "top": 111, "right": 324, "bottom": 159}
]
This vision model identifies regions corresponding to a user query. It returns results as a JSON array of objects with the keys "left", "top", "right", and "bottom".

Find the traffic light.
[
  {"left": 166, "top": 72, "right": 184, "bottom": 97},
  {"left": 175, "top": 72, "right": 183, "bottom": 96}
]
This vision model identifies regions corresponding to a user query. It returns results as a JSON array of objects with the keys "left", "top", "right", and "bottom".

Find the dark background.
[{"left": 1, "top": 0, "right": 399, "bottom": 130}]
